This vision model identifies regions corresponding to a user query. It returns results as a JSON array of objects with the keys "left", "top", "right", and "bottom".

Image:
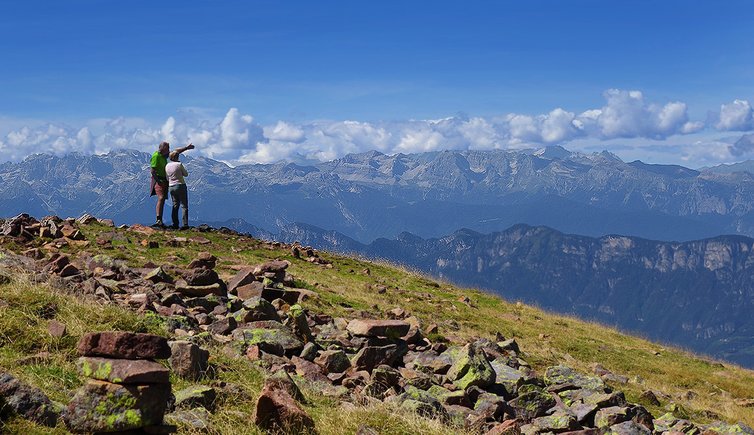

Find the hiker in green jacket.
[{"left": 150, "top": 141, "right": 194, "bottom": 227}]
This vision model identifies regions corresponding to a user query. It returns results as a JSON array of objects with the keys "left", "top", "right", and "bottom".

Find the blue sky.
[{"left": 2, "top": 1, "right": 754, "bottom": 166}]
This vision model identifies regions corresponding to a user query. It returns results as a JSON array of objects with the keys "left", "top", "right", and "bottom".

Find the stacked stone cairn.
[{"left": 63, "top": 331, "right": 173, "bottom": 433}]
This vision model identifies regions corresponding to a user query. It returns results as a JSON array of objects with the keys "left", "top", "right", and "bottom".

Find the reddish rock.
[
  {"left": 252, "top": 260, "right": 290, "bottom": 276},
  {"left": 236, "top": 281, "right": 265, "bottom": 300},
  {"left": 23, "top": 248, "right": 44, "bottom": 260},
  {"left": 61, "top": 224, "right": 85, "bottom": 240},
  {"left": 48, "top": 320, "right": 67, "bottom": 338},
  {"left": 77, "top": 357, "right": 170, "bottom": 384},
  {"left": 48, "top": 255, "right": 70, "bottom": 274},
  {"left": 347, "top": 319, "right": 410, "bottom": 338},
  {"left": 182, "top": 268, "right": 219, "bottom": 286},
  {"left": 486, "top": 419, "right": 522, "bottom": 435},
  {"left": 169, "top": 341, "right": 209, "bottom": 380},
  {"left": 208, "top": 317, "right": 237, "bottom": 335},
  {"left": 351, "top": 344, "right": 406, "bottom": 372},
  {"left": 188, "top": 252, "right": 217, "bottom": 269},
  {"left": 175, "top": 280, "right": 224, "bottom": 297},
  {"left": 77, "top": 332, "right": 171, "bottom": 359},
  {"left": 314, "top": 350, "right": 351, "bottom": 373},
  {"left": 254, "top": 383, "right": 315, "bottom": 432},
  {"left": 227, "top": 268, "right": 257, "bottom": 294},
  {"left": 59, "top": 263, "right": 81, "bottom": 277},
  {"left": 291, "top": 356, "right": 329, "bottom": 383}
]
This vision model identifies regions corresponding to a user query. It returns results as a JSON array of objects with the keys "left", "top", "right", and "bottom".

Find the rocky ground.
[{"left": 0, "top": 213, "right": 752, "bottom": 434}]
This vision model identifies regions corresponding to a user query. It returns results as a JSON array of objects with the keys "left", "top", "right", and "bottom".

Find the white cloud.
[
  {"left": 716, "top": 99, "right": 753, "bottom": 131},
  {"left": 263, "top": 121, "right": 305, "bottom": 143},
  {"left": 0, "top": 89, "right": 744, "bottom": 167}
]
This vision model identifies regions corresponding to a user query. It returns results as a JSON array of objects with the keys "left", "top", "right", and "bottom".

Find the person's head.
[
  {"left": 169, "top": 151, "right": 181, "bottom": 162},
  {"left": 159, "top": 141, "right": 170, "bottom": 156}
]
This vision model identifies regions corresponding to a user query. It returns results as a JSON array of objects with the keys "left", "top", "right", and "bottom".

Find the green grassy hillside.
[{"left": 0, "top": 220, "right": 752, "bottom": 433}]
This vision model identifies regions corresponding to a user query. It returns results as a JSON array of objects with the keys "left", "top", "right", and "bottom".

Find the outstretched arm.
[{"left": 174, "top": 143, "right": 195, "bottom": 155}]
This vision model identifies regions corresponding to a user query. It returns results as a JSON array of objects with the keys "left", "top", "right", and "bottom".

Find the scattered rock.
[
  {"left": 347, "top": 319, "right": 410, "bottom": 338},
  {"left": 254, "top": 383, "right": 315, "bottom": 432},
  {"left": 77, "top": 331, "right": 171, "bottom": 360},
  {"left": 47, "top": 320, "right": 67, "bottom": 338},
  {"left": 174, "top": 385, "right": 217, "bottom": 411},
  {"left": 315, "top": 349, "right": 351, "bottom": 373},
  {"left": 0, "top": 372, "right": 60, "bottom": 427},
  {"left": 145, "top": 267, "right": 173, "bottom": 284},
  {"left": 169, "top": 341, "right": 210, "bottom": 380}
]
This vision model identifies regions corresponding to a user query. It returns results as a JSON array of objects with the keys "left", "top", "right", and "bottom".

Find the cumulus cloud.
[
  {"left": 716, "top": 99, "right": 753, "bottom": 131},
  {"left": 0, "top": 89, "right": 735, "bottom": 166},
  {"left": 575, "top": 89, "right": 702, "bottom": 139}
]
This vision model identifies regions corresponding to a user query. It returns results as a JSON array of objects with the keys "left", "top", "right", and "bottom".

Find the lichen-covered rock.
[
  {"left": 63, "top": 380, "right": 170, "bottom": 433},
  {"left": 236, "top": 297, "right": 281, "bottom": 322},
  {"left": 288, "top": 304, "right": 313, "bottom": 341},
  {"left": 165, "top": 407, "right": 212, "bottom": 431},
  {"left": 521, "top": 412, "right": 579, "bottom": 435},
  {"left": 508, "top": 390, "right": 556, "bottom": 422},
  {"left": 400, "top": 386, "right": 448, "bottom": 419},
  {"left": 544, "top": 365, "right": 606, "bottom": 391},
  {"left": 174, "top": 385, "right": 217, "bottom": 411},
  {"left": 474, "top": 392, "right": 507, "bottom": 421},
  {"left": 704, "top": 421, "right": 754, "bottom": 435},
  {"left": 77, "top": 357, "right": 170, "bottom": 384},
  {"left": 595, "top": 406, "right": 633, "bottom": 428},
  {"left": 446, "top": 342, "right": 496, "bottom": 390},
  {"left": 77, "top": 331, "right": 171, "bottom": 359},
  {"left": 0, "top": 372, "right": 60, "bottom": 427},
  {"left": 234, "top": 326, "right": 304, "bottom": 356}
]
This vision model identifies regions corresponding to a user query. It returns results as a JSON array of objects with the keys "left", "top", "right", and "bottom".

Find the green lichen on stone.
[
  {"left": 705, "top": 422, "right": 754, "bottom": 434},
  {"left": 544, "top": 365, "right": 605, "bottom": 391},
  {"left": 446, "top": 343, "right": 495, "bottom": 390},
  {"left": 289, "top": 304, "right": 304, "bottom": 318},
  {"left": 533, "top": 413, "right": 576, "bottom": 431}
]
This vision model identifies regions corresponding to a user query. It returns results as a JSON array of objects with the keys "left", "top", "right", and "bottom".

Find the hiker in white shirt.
[{"left": 165, "top": 151, "right": 190, "bottom": 229}]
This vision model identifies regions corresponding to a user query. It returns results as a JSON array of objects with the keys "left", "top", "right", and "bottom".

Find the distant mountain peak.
[{"left": 533, "top": 145, "right": 573, "bottom": 160}]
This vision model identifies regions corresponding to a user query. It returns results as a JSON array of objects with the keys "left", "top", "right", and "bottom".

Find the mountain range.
[{"left": 3, "top": 147, "right": 754, "bottom": 242}]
